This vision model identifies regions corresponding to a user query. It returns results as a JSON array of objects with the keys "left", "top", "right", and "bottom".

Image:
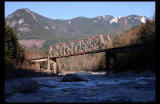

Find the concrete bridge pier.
[
  {"left": 47, "top": 57, "right": 50, "bottom": 71},
  {"left": 47, "top": 57, "right": 58, "bottom": 74},
  {"left": 52, "top": 59, "right": 57, "bottom": 74},
  {"left": 35, "top": 62, "right": 40, "bottom": 71},
  {"left": 112, "top": 53, "right": 118, "bottom": 73},
  {"left": 105, "top": 52, "right": 111, "bottom": 75},
  {"left": 105, "top": 52, "right": 118, "bottom": 75}
]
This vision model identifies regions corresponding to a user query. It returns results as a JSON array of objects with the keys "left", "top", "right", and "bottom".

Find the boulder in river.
[
  {"left": 60, "top": 74, "right": 88, "bottom": 82},
  {"left": 11, "top": 78, "right": 39, "bottom": 93}
]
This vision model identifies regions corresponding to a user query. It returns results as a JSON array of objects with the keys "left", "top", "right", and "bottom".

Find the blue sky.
[{"left": 5, "top": 2, "right": 155, "bottom": 20}]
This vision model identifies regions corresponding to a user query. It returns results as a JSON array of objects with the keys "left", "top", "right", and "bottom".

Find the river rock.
[
  {"left": 11, "top": 78, "right": 39, "bottom": 93},
  {"left": 60, "top": 74, "right": 88, "bottom": 82}
]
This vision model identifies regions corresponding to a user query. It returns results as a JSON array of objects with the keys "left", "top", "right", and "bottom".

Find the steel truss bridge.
[
  {"left": 29, "top": 34, "right": 155, "bottom": 75},
  {"left": 48, "top": 34, "right": 112, "bottom": 58}
]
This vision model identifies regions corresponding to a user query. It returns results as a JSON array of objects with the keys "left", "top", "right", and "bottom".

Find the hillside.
[
  {"left": 6, "top": 8, "right": 148, "bottom": 51},
  {"left": 113, "top": 17, "right": 155, "bottom": 48}
]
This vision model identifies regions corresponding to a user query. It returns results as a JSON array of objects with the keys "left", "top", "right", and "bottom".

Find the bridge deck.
[
  {"left": 50, "top": 43, "right": 155, "bottom": 59},
  {"left": 29, "top": 43, "right": 155, "bottom": 63},
  {"left": 29, "top": 57, "right": 48, "bottom": 62},
  {"left": 29, "top": 43, "right": 155, "bottom": 74}
]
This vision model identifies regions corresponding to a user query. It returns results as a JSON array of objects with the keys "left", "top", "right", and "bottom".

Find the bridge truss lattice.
[{"left": 48, "top": 34, "right": 112, "bottom": 58}]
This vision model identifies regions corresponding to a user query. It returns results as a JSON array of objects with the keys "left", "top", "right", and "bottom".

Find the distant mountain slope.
[
  {"left": 113, "top": 18, "right": 155, "bottom": 48},
  {"left": 5, "top": 8, "right": 148, "bottom": 51}
]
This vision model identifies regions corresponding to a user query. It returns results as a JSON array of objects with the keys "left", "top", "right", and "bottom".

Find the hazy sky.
[{"left": 5, "top": 2, "right": 155, "bottom": 19}]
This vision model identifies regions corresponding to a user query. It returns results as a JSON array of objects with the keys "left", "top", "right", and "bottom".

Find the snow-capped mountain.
[{"left": 5, "top": 8, "right": 148, "bottom": 50}]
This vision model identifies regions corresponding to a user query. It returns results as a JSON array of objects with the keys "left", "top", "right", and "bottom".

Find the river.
[{"left": 5, "top": 71, "right": 155, "bottom": 103}]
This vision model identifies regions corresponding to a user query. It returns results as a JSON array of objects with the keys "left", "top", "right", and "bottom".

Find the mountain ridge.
[{"left": 5, "top": 8, "right": 148, "bottom": 51}]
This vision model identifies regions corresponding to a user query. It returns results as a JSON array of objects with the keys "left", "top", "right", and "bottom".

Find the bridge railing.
[{"left": 49, "top": 34, "right": 112, "bottom": 58}]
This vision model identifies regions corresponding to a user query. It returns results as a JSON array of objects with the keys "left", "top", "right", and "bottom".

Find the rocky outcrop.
[
  {"left": 11, "top": 78, "right": 39, "bottom": 93},
  {"left": 60, "top": 74, "right": 88, "bottom": 82}
]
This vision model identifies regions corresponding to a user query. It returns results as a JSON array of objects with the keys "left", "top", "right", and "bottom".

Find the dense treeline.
[
  {"left": 4, "top": 22, "right": 52, "bottom": 78},
  {"left": 111, "top": 16, "right": 155, "bottom": 73}
]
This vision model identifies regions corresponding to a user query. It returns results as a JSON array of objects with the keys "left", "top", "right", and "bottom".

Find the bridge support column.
[
  {"left": 47, "top": 57, "right": 50, "bottom": 70},
  {"left": 105, "top": 52, "right": 111, "bottom": 75},
  {"left": 53, "top": 60, "right": 57, "bottom": 74},
  {"left": 112, "top": 53, "right": 118, "bottom": 73},
  {"left": 48, "top": 58, "right": 58, "bottom": 74},
  {"left": 35, "top": 62, "right": 40, "bottom": 71}
]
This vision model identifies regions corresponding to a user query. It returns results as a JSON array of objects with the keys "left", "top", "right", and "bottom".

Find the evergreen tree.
[{"left": 4, "top": 22, "right": 20, "bottom": 61}]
